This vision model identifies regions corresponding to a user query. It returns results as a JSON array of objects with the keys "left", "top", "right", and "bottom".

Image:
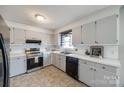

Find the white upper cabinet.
[
  {"left": 72, "top": 15, "right": 118, "bottom": 45},
  {"left": 96, "top": 15, "right": 118, "bottom": 44},
  {"left": 82, "top": 22, "right": 96, "bottom": 44},
  {"left": 72, "top": 26, "right": 82, "bottom": 45},
  {"left": 11, "top": 28, "right": 25, "bottom": 44},
  {"left": 25, "top": 30, "right": 41, "bottom": 40}
]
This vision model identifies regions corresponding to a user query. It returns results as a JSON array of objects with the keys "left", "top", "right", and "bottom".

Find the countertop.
[
  {"left": 51, "top": 51, "right": 121, "bottom": 68},
  {"left": 10, "top": 51, "right": 121, "bottom": 68}
]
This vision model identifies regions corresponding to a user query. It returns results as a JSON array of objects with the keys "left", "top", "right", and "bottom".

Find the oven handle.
[{"left": 26, "top": 56, "right": 43, "bottom": 59}]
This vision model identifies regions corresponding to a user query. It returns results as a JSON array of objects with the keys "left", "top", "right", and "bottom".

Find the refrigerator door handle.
[{"left": 0, "top": 34, "right": 9, "bottom": 87}]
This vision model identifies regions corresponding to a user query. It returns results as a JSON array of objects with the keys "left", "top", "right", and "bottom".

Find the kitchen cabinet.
[
  {"left": 94, "top": 63, "right": 119, "bottom": 87},
  {"left": 51, "top": 53, "right": 59, "bottom": 67},
  {"left": 51, "top": 53, "right": 66, "bottom": 72},
  {"left": 51, "top": 53, "right": 56, "bottom": 66},
  {"left": 59, "top": 55, "right": 66, "bottom": 72},
  {"left": 94, "top": 68, "right": 118, "bottom": 87},
  {"left": 82, "top": 22, "right": 96, "bottom": 44},
  {"left": 10, "top": 56, "right": 26, "bottom": 77},
  {"left": 78, "top": 59, "right": 119, "bottom": 87},
  {"left": 55, "top": 54, "right": 60, "bottom": 68},
  {"left": 96, "top": 15, "right": 118, "bottom": 44},
  {"left": 79, "top": 60, "right": 94, "bottom": 86},
  {"left": 43, "top": 52, "right": 51, "bottom": 67},
  {"left": 72, "top": 26, "right": 82, "bottom": 45},
  {"left": 72, "top": 15, "right": 118, "bottom": 45},
  {"left": 10, "top": 28, "right": 13, "bottom": 44},
  {"left": 25, "top": 30, "right": 41, "bottom": 40},
  {"left": 11, "top": 28, "right": 25, "bottom": 44}
]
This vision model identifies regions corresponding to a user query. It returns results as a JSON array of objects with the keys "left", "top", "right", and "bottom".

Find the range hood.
[{"left": 26, "top": 40, "right": 41, "bottom": 44}]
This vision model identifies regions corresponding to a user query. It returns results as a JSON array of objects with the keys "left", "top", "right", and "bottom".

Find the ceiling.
[{"left": 0, "top": 5, "right": 109, "bottom": 31}]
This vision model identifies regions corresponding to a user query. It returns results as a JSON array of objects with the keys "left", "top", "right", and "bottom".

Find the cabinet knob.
[
  {"left": 90, "top": 68, "right": 93, "bottom": 70},
  {"left": 94, "top": 69, "right": 96, "bottom": 71},
  {"left": 84, "top": 62, "right": 87, "bottom": 64},
  {"left": 81, "top": 42, "right": 83, "bottom": 44},
  {"left": 102, "top": 66, "right": 106, "bottom": 69},
  {"left": 95, "top": 41, "right": 98, "bottom": 44}
]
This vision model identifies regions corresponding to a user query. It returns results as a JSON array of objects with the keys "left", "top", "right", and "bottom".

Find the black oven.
[{"left": 27, "top": 56, "right": 43, "bottom": 70}]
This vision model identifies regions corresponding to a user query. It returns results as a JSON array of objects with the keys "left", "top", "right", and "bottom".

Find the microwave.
[{"left": 90, "top": 46, "right": 104, "bottom": 58}]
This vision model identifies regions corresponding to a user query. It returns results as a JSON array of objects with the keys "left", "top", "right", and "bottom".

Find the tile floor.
[{"left": 10, "top": 66, "right": 87, "bottom": 87}]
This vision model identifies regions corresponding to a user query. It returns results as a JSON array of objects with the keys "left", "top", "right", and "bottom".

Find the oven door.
[{"left": 27, "top": 57, "right": 43, "bottom": 70}]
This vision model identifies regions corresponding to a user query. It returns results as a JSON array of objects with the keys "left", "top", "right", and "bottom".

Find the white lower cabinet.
[
  {"left": 79, "top": 60, "right": 94, "bottom": 86},
  {"left": 94, "top": 68, "right": 118, "bottom": 87},
  {"left": 51, "top": 53, "right": 56, "bottom": 66},
  {"left": 10, "top": 56, "right": 26, "bottom": 77},
  {"left": 79, "top": 59, "right": 119, "bottom": 87},
  {"left": 51, "top": 53, "right": 66, "bottom": 72},
  {"left": 59, "top": 55, "right": 66, "bottom": 72},
  {"left": 43, "top": 52, "right": 51, "bottom": 67}
]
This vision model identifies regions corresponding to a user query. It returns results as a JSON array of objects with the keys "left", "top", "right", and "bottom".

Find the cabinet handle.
[
  {"left": 102, "top": 66, "right": 106, "bottom": 69},
  {"left": 90, "top": 68, "right": 93, "bottom": 70},
  {"left": 81, "top": 42, "right": 83, "bottom": 44},
  {"left": 84, "top": 62, "right": 87, "bottom": 64},
  {"left": 94, "top": 69, "right": 96, "bottom": 71}
]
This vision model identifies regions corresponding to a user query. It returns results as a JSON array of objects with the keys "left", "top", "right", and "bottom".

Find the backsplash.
[{"left": 60, "top": 45, "right": 119, "bottom": 59}]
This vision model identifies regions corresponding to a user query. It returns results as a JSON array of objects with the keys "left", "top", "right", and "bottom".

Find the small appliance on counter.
[
  {"left": 90, "top": 46, "right": 104, "bottom": 58},
  {"left": 25, "top": 48, "right": 43, "bottom": 72}
]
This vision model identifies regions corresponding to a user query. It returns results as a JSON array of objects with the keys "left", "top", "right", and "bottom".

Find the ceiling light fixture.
[{"left": 35, "top": 14, "right": 46, "bottom": 21}]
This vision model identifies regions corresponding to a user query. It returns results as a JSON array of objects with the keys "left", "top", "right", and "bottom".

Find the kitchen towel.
[{"left": 35, "top": 57, "right": 39, "bottom": 63}]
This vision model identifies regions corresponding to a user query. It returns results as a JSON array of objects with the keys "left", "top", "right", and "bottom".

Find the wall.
[
  {"left": 119, "top": 6, "right": 124, "bottom": 87},
  {"left": 53, "top": 5, "right": 121, "bottom": 59}
]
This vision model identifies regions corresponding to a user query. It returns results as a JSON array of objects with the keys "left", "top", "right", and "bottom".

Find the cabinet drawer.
[
  {"left": 79, "top": 59, "right": 94, "bottom": 66},
  {"left": 10, "top": 56, "right": 26, "bottom": 62},
  {"left": 95, "top": 63, "right": 117, "bottom": 73}
]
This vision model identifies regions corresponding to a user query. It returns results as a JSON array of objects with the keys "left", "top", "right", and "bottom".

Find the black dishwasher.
[{"left": 66, "top": 56, "right": 78, "bottom": 80}]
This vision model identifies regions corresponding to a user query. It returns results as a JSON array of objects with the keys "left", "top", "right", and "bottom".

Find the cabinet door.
[
  {"left": 82, "top": 22, "right": 96, "bottom": 44},
  {"left": 51, "top": 54, "right": 56, "bottom": 66},
  {"left": 10, "top": 28, "right": 14, "bottom": 44},
  {"left": 79, "top": 60, "right": 94, "bottom": 86},
  {"left": 96, "top": 15, "right": 117, "bottom": 44},
  {"left": 10, "top": 56, "right": 26, "bottom": 77},
  {"left": 72, "top": 26, "right": 82, "bottom": 45},
  {"left": 94, "top": 68, "right": 118, "bottom": 87},
  {"left": 43, "top": 52, "right": 51, "bottom": 67},
  {"left": 60, "top": 55, "right": 66, "bottom": 72},
  {"left": 13, "top": 28, "right": 25, "bottom": 44},
  {"left": 55, "top": 54, "right": 60, "bottom": 68}
]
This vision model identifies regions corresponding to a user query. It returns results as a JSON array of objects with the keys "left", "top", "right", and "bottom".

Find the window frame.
[{"left": 60, "top": 29, "right": 73, "bottom": 48}]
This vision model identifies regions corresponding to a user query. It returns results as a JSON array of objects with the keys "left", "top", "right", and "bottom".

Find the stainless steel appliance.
[
  {"left": 66, "top": 56, "right": 78, "bottom": 80},
  {"left": 26, "top": 40, "right": 41, "bottom": 44},
  {"left": 0, "top": 15, "right": 10, "bottom": 87},
  {"left": 90, "top": 46, "right": 104, "bottom": 58},
  {"left": 25, "top": 48, "right": 43, "bottom": 72}
]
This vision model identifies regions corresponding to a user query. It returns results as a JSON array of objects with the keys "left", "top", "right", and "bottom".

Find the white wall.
[
  {"left": 6, "top": 20, "right": 54, "bottom": 34},
  {"left": 53, "top": 5, "right": 121, "bottom": 59},
  {"left": 119, "top": 6, "right": 124, "bottom": 87}
]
